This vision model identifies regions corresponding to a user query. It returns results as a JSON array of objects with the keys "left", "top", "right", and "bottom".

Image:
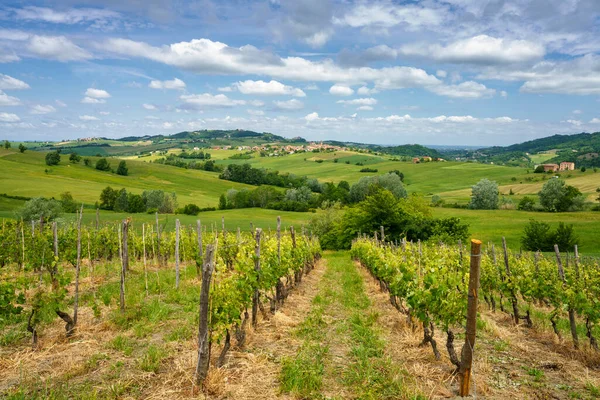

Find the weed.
[
  {"left": 138, "top": 344, "right": 166, "bottom": 373},
  {"left": 280, "top": 343, "right": 328, "bottom": 399}
]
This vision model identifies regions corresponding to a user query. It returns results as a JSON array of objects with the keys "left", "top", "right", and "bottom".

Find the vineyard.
[{"left": 0, "top": 216, "right": 321, "bottom": 398}]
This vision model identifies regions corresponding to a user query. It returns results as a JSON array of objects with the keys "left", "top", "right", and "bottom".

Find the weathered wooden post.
[
  {"left": 196, "top": 220, "right": 203, "bottom": 276},
  {"left": 120, "top": 219, "right": 128, "bottom": 311},
  {"left": 95, "top": 208, "right": 99, "bottom": 230},
  {"left": 554, "top": 244, "right": 579, "bottom": 348},
  {"left": 459, "top": 239, "right": 482, "bottom": 397},
  {"left": 73, "top": 205, "right": 83, "bottom": 326},
  {"left": 195, "top": 244, "right": 215, "bottom": 386},
  {"left": 175, "top": 219, "right": 180, "bottom": 289},
  {"left": 52, "top": 221, "right": 58, "bottom": 258},
  {"left": 143, "top": 223, "right": 148, "bottom": 296},
  {"left": 155, "top": 212, "right": 161, "bottom": 266},
  {"left": 252, "top": 228, "right": 262, "bottom": 328}
]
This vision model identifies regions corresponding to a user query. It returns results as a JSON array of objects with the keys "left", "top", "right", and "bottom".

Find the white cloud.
[
  {"left": 0, "top": 90, "right": 21, "bottom": 106},
  {"left": 143, "top": 103, "right": 157, "bottom": 110},
  {"left": 30, "top": 104, "right": 56, "bottom": 114},
  {"left": 27, "top": 35, "right": 92, "bottom": 61},
  {"left": 357, "top": 86, "right": 378, "bottom": 95},
  {"left": 249, "top": 100, "right": 265, "bottom": 107},
  {"left": 0, "top": 54, "right": 20, "bottom": 63},
  {"left": 429, "top": 115, "right": 477, "bottom": 123},
  {"left": 148, "top": 78, "right": 186, "bottom": 90},
  {"left": 565, "top": 119, "right": 582, "bottom": 126},
  {"left": 247, "top": 109, "right": 265, "bottom": 116},
  {"left": 79, "top": 115, "right": 99, "bottom": 121},
  {"left": 429, "top": 81, "right": 496, "bottom": 99},
  {"left": 573, "top": 110, "right": 582, "bottom": 114},
  {"left": 0, "top": 74, "right": 30, "bottom": 90},
  {"left": 337, "top": 98, "right": 378, "bottom": 106},
  {"left": 0, "top": 112, "right": 20, "bottom": 122},
  {"left": 304, "top": 84, "right": 319, "bottom": 91},
  {"left": 99, "top": 111, "right": 110, "bottom": 115},
  {"left": 333, "top": 3, "right": 445, "bottom": 31},
  {"left": 357, "top": 106, "right": 374, "bottom": 111},
  {"left": 55, "top": 100, "right": 67, "bottom": 107},
  {"left": 329, "top": 84, "right": 354, "bottom": 96},
  {"left": 81, "top": 97, "right": 106, "bottom": 104},
  {"left": 500, "top": 90, "right": 508, "bottom": 98},
  {"left": 590, "top": 118, "right": 600, "bottom": 124},
  {"left": 180, "top": 93, "right": 246, "bottom": 108},
  {"left": 304, "top": 112, "right": 319, "bottom": 121},
  {"left": 234, "top": 80, "right": 306, "bottom": 97},
  {"left": 99, "top": 37, "right": 441, "bottom": 91},
  {"left": 400, "top": 35, "right": 545, "bottom": 65},
  {"left": 218, "top": 86, "right": 233, "bottom": 92},
  {"left": 13, "top": 6, "right": 120, "bottom": 25},
  {"left": 274, "top": 99, "right": 304, "bottom": 110},
  {"left": 85, "top": 88, "right": 111, "bottom": 98},
  {"left": 436, "top": 70, "right": 447, "bottom": 78}
]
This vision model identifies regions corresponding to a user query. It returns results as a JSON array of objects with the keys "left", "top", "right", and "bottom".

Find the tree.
[
  {"left": 127, "top": 193, "right": 146, "bottom": 213},
  {"left": 83, "top": 158, "right": 91, "bottom": 166},
  {"left": 581, "top": 166, "right": 586, "bottom": 172},
  {"left": 45, "top": 151, "right": 61, "bottom": 166},
  {"left": 181, "top": 204, "right": 201, "bottom": 215},
  {"left": 116, "top": 160, "right": 128, "bottom": 176},
  {"left": 539, "top": 178, "right": 585, "bottom": 212},
  {"left": 3, "top": 140, "right": 10, "bottom": 149},
  {"left": 517, "top": 196, "right": 536, "bottom": 211},
  {"left": 19, "top": 198, "right": 62, "bottom": 222},
  {"left": 95, "top": 158, "right": 111, "bottom": 171},
  {"left": 18, "top": 144, "right": 26, "bottom": 153},
  {"left": 469, "top": 179, "right": 499, "bottom": 210},
  {"left": 60, "top": 192, "right": 78, "bottom": 213},
  {"left": 114, "top": 189, "right": 128, "bottom": 212},
  {"left": 218, "top": 194, "right": 228, "bottom": 210},
  {"left": 349, "top": 173, "right": 407, "bottom": 203},
  {"left": 99, "top": 186, "right": 118, "bottom": 210},
  {"left": 521, "top": 220, "right": 553, "bottom": 251},
  {"left": 534, "top": 165, "right": 544, "bottom": 173},
  {"left": 69, "top": 152, "right": 81, "bottom": 163},
  {"left": 553, "top": 222, "right": 578, "bottom": 250}
]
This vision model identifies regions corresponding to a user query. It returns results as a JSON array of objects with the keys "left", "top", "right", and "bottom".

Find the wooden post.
[
  {"left": 502, "top": 237, "right": 520, "bottom": 324},
  {"left": 222, "top": 216, "right": 225, "bottom": 236},
  {"left": 143, "top": 223, "right": 148, "bottom": 296},
  {"left": 459, "top": 239, "right": 482, "bottom": 397},
  {"left": 95, "top": 208, "right": 99, "bottom": 230},
  {"left": 175, "top": 219, "right": 180, "bottom": 289},
  {"left": 155, "top": 212, "right": 161, "bottom": 266},
  {"left": 574, "top": 245, "right": 580, "bottom": 279},
  {"left": 196, "top": 220, "right": 203, "bottom": 276},
  {"left": 290, "top": 226, "right": 296, "bottom": 249},
  {"left": 252, "top": 228, "right": 262, "bottom": 328},
  {"left": 277, "top": 216, "right": 281, "bottom": 263},
  {"left": 73, "top": 205, "right": 83, "bottom": 326},
  {"left": 195, "top": 244, "right": 215, "bottom": 386},
  {"left": 554, "top": 244, "right": 579, "bottom": 348},
  {"left": 380, "top": 225, "right": 385, "bottom": 243},
  {"left": 120, "top": 220, "right": 128, "bottom": 311},
  {"left": 52, "top": 221, "right": 58, "bottom": 258}
]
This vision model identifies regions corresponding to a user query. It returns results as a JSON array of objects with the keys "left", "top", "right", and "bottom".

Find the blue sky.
[{"left": 0, "top": 0, "right": 599, "bottom": 146}]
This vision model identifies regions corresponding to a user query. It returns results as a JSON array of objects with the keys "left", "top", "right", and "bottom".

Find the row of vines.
[
  {"left": 351, "top": 236, "right": 600, "bottom": 370},
  {"left": 0, "top": 216, "right": 321, "bottom": 387}
]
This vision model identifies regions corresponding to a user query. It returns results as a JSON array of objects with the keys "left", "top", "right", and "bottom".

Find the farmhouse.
[
  {"left": 559, "top": 162, "right": 575, "bottom": 171},
  {"left": 542, "top": 164, "right": 559, "bottom": 172},
  {"left": 412, "top": 157, "right": 420, "bottom": 163}
]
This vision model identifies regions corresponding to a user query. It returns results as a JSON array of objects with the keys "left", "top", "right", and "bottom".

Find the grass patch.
[
  {"left": 138, "top": 344, "right": 166, "bottom": 373},
  {"left": 280, "top": 343, "right": 329, "bottom": 399}
]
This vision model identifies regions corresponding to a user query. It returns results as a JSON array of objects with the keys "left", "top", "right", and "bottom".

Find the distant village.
[
  {"left": 537, "top": 162, "right": 576, "bottom": 172},
  {"left": 211, "top": 142, "right": 349, "bottom": 155}
]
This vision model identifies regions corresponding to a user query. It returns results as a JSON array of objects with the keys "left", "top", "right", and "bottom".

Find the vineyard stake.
[
  {"left": 252, "top": 228, "right": 262, "bottom": 328},
  {"left": 155, "top": 212, "right": 161, "bottom": 266},
  {"left": 52, "top": 221, "right": 58, "bottom": 258},
  {"left": 554, "top": 245, "right": 579, "bottom": 349},
  {"left": 175, "top": 219, "right": 180, "bottom": 289},
  {"left": 73, "top": 205, "right": 83, "bottom": 326},
  {"left": 143, "top": 223, "right": 148, "bottom": 297},
  {"left": 459, "top": 239, "right": 482, "bottom": 397},
  {"left": 120, "top": 219, "right": 128, "bottom": 311},
  {"left": 195, "top": 244, "right": 215, "bottom": 387},
  {"left": 95, "top": 208, "right": 99, "bottom": 230},
  {"left": 196, "top": 220, "right": 203, "bottom": 276}
]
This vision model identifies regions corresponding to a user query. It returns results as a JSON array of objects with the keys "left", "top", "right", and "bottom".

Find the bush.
[
  {"left": 517, "top": 196, "right": 536, "bottom": 211},
  {"left": 18, "top": 144, "right": 26, "bottom": 153},
  {"left": 181, "top": 203, "right": 201, "bottom": 215},
  {"left": 45, "top": 151, "right": 61, "bottom": 166},
  {"left": 581, "top": 166, "right": 586, "bottom": 172},
  {"left": 534, "top": 166, "right": 544, "bottom": 173},
  {"left": 69, "top": 152, "right": 81, "bottom": 163},
  {"left": 521, "top": 219, "right": 578, "bottom": 252},
  {"left": 469, "top": 178, "right": 499, "bottom": 210},
  {"left": 359, "top": 168, "right": 378, "bottom": 173},
  {"left": 95, "top": 158, "right": 111, "bottom": 171},
  {"left": 3, "top": 140, "right": 10, "bottom": 149},
  {"left": 60, "top": 192, "right": 78, "bottom": 213},
  {"left": 83, "top": 158, "right": 91, "bottom": 166},
  {"left": 116, "top": 160, "right": 128, "bottom": 176},
  {"left": 18, "top": 197, "right": 62, "bottom": 222}
]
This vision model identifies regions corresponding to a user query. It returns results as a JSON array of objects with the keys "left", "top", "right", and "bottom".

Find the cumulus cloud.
[
  {"left": 30, "top": 104, "right": 57, "bottom": 114},
  {"left": 337, "top": 98, "right": 377, "bottom": 106},
  {"left": 149, "top": 78, "right": 186, "bottom": 90},
  {"left": 590, "top": 118, "right": 600, "bottom": 124},
  {"left": 55, "top": 100, "right": 67, "bottom": 107},
  {"left": 357, "top": 86, "right": 378, "bottom": 95},
  {"left": 399, "top": 35, "right": 545, "bottom": 64},
  {"left": 247, "top": 109, "right": 265, "bottom": 116},
  {"left": 12, "top": 6, "right": 121, "bottom": 25},
  {"left": 329, "top": 84, "right": 354, "bottom": 96},
  {"left": 85, "top": 88, "right": 111, "bottom": 98},
  {"left": 27, "top": 35, "right": 92, "bottom": 61},
  {"left": 180, "top": 93, "right": 246, "bottom": 108},
  {"left": 0, "top": 90, "right": 21, "bottom": 106},
  {"left": 0, "top": 112, "right": 20, "bottom": 122},
  {"left": 428, "top": 81, "right": 496, "bottom": 99},
  {"left": 233, "top": 80, "right": 306, "bottom": 97},
  {"left": 81, "top": 97, "right": 106, "bottom": 104},
  {"left": 79, "top": 115, "right": 99, "bottom": 121},
  {"left": 333, "top": 2, "right": 445, "bottom": 31},
  {"left": 357, "top": 106, "right": 374, "bottom": 111},
  {"left": 275, "top": 0, "right": 334, "bottom": 48},
  {"left": 143, "top": 103, "right": 157, "bottom": 110},
  {"left": 304, "top": 112, "right": 319, "bottom": 121},
  {"left": 274, "top": 99, "right": 304, "bottom": 110},
  {"left": 0, "top": 74, "right": 30, "bottom": 90}
]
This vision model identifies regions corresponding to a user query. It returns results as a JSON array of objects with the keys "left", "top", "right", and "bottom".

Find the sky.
[{"left": 0, "top": 0, "right": 600, "bottom": 146}]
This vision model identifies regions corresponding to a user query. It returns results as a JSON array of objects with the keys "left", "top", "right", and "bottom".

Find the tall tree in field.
[
  {"left": 469, "top": 179, "right": 499, "bottom": 210},
  {"left": 116, "top": 160, "right": 128, "bottom": 176}
]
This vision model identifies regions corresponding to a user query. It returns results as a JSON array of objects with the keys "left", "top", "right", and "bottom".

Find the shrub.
[
  {"left": 181, "top": 204, "right": 201, "bottom": 215},
  {"left": 60, "top": 192, "right": 78, "bottom": 213},
  {"left": 116, "top": 160, "right": 128, "bottom": 176},
  {"left": 581, "top": 166, "right": 587, "bottom": 172},
  {"left": 84, "top": 158, "right": 91, "bottom": 166},
  {"left": 45, "top": 151, "right": 61, "bottom": 166},
  {"left": 69, "top": 152, "right": 81, "bottom": 163},
  {"left": 517, "top": 196, "right": 536, "bottom": 211},
  {"left": 95, "top": 158, "right": 111, "bottom": 171},
  {"left": 18, "top": 144, "right": 26, "bottom": 153},
  {"left": 534, "top": 166, "right": 544, "bottom": 173},
  {"left": 3, "top": 140, "right": 10, "bottom": 149},
  {"left": 469, "top": 179, "right": 499, "bottom": 210},
  {"left": 18, "top": 197, "right": 62, "bottom": 222},
  {"left": 521, "top": 220, "right": 578, "bottom": 252},
  {"left": 359, "top": 168, "right": 378, "bottom": 173}
]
